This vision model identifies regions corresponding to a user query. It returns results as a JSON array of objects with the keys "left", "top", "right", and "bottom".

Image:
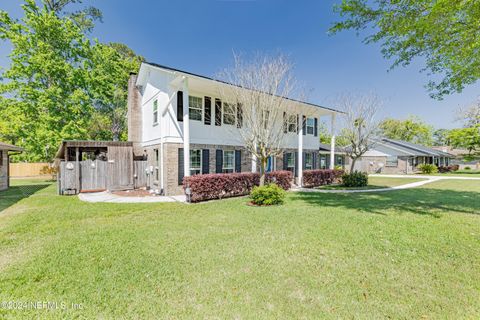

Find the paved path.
[
  {"left": 296, "top": 174, "right": 480, "bottom": 194},
  {"left": 78, "top": 191, "right": 187, "bottom": 203}
]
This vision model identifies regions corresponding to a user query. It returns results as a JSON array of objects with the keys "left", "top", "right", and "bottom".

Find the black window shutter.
[
  {"left": 178, "top": 148, "right": 184, "bottom": 185},
  {"left": 215, "top": 99, "right": 222, "bottom": 126},
  {"left": 202, "top": 149, "right": 210, "bottom": 174},
  {"left": 283, "top": 152, "right": 288, "bottom": 170},
  {"left": 326, "top": 155, "right": 330, "bottom": 169},
  {"left": 303, "top": 151, "right": 306, "bottom": 169},
  {"left": 296, "top": 115, "right": 299, "bottom": 134},
  {"left": 294, "top": 152, "right": 298, "bottom": 177},
  {"left": 204, "top": 97, "right": 211, "bottom": 125},
  {"left": 314, "top": 118, "right": 318, "bottom": 137},
  {"left": 313, "top": 152, "right": 317, "bottom": 169},
  {"left": 237, "top": 104, "right": 243, "bottom": 128},
  {"left": 283, "top": 112, "right": 287, "bottom": 133},
  {"left": 177, "top": 91, "right": 183, "bottom": 122},
  {"left": 235, "top": 150, "right": 241, "bottom": 172},
  {"left": 216, "top": 149, "right": 223, "bottom": 173},
  {"left": 302, "top": 115, "right": 306, "bottom": 135}
]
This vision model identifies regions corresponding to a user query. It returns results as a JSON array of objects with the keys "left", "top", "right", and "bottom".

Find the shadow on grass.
[
  {"left": 0, "top": 183, "right": 50, "bottom": 213},
  {"left": 291, "top": 188, "right": 480, "bottom": 217}
]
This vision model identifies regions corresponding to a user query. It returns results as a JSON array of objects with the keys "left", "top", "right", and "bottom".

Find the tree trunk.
[
  {"left": 350, "top": 157, "right": 357, "bottom": 173},
  {"left": 259, "top": 157, "right": 268, "bottom": 186}
]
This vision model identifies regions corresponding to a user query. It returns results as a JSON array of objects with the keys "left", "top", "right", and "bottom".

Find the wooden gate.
[
  {"left": 134, "top": 160, "right": 148, "bottom": 189},
  {"left": 80, "top": 160, "right": 107, "bottom": 192},
  {"left": 107, "top": 145, "right": 134, "bottom": 191}
]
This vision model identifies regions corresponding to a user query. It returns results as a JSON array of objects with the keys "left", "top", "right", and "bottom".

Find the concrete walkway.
[
  {"left": 78, "top": 191, "right": 187, "bottom": 203},
  {"left": 296, "top": 174, "right": 480, "bottom": 194}
]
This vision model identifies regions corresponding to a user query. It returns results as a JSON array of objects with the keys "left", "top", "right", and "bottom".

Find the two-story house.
[{"left": 128, "top": 62, "right": 341, "bottom": 195}]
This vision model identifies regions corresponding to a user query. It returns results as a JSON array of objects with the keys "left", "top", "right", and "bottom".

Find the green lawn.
[
  {"left": 0, "top": 179, "right": 479, "bottom": 319},
  {"left": 318, "top": 177, "right": 426, "bottom": 190}
]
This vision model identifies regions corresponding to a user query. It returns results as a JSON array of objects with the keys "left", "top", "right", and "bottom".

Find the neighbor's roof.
[
  {"left": 139, "top": 61, "right": 344, "bottom": 115},
  {"left": 318, "top": 143, "right": 346, "bottom": 154},
  {"left": 381, "top": 138, "right": 454, "bottom": 158},
  {"left": 55, "top": 140, "right": 133, "bottom": 159},
  {"left": 0, "top": 142, "right": 23, "bottom": 152}
]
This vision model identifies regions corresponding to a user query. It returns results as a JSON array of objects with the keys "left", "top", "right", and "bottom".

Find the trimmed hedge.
[
  {"left": 342, "top": 171, "right": 368, "bottom": 187},
  {"left": 302, "top": 169, "right": 344, "bottom": 188},
  {"left": 184, "top": 171, "right": 293, "bottom": 203},
  {"left": 250, "top": 184, "right": 286, "bottom": 206}
]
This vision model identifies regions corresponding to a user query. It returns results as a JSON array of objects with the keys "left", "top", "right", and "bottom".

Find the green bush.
[
  {"left": 464, "top": 166, "right": 471, "bottom": 170},
  {"left": 342, "top": 171, "right": 368, "bottom": 187},
  {"left": 418, "top": 164, "right": 438, "bottom": 174},
  {"left": 250, "top": 184, "right": 286, "bottom": 206}
]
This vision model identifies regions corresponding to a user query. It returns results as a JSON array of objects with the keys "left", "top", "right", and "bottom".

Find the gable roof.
[
  {"left": 381, "top": 138, "right": 454, "bottom": 158},
  {"left": 139, "top": 61, "right": 344, "bottom": 115},
  {"left": 0, "top": 142, "right": 23, "bottom": 152}
]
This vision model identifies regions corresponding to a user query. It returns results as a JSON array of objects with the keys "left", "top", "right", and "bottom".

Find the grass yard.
[
  {"left": 317, "top": 176, "right": 426, "bottom": 190},
  {"left": 0, "top": 178, "right": 479, "bottom": 319}
]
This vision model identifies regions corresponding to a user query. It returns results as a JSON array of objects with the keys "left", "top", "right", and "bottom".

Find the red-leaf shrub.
[
  {"left": 265, "top": 170, "right": 293, "bottom": 190},
  {"left": 184, "top": 171, "right": 293, "bottom": 203},
  {"left": 438, "top": 165, "right": 459, "bottom": 173},
  {"left": 302, "top": 169, "right": 344, "bottom": 188}
]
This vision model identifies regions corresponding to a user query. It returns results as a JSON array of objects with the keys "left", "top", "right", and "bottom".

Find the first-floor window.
[
  {"left": 223, "top": 103, "right": 236, "bottom": 125},
  {"left": 286, "top": 153, "right": 295, "bottom": 171},
  {"left": 336, "top": 155, "right": 343, "bottom": 166},
  {"left": 305, "top": 152, "right": 313, "bottom": 169},
  {"left": 189, "top": 96, "right": 203, "bottom": 121},
  {"left": 190, "top": 149, "right": 202, "bottom": 175},
  {"left": 223, "top": 150, "right": 235, "bottom": 173},
  {"left": 386, "top": 156, "right": 398, "bottom": 167},
  {"left": 306, "top": 118, "right": 315, "bottom": 135},
  {"left": 320, "top": 155, "right": 326, "bottom": 169}
]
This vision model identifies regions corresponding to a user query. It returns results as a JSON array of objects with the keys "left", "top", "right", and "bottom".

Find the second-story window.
[
  {"left": 153, "top": 100, "right": 158, "bottom": 125},
  {"left": 306, "top": 118, "right": 314, "bottom": 135},
  {"left": 189, "top": 96, "right": 203, "bottom": 121},
  {"left": 223, "top": 103, "right": 236, "bottom": 125},
  {"left": 287, "top": 115, "right": 297, "bottom": 133}
]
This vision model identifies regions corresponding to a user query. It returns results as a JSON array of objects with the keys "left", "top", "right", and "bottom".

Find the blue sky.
[{"left": 1, "top": 0, "right": 479, "bottom": 129}]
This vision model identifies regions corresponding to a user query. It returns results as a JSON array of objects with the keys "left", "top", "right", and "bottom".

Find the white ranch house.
[{"left": 128, "top": 62, "right": 342, "bottom": 195}]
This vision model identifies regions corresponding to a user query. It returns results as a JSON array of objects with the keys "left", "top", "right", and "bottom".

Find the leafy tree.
[
  {"left": 456, "top": 98, "right": 480, "bottom": 127},
  {"left": 330, "top": 0, "right": 480, "bottom": 99},
  {"left": 379, "top": 116, "right": 434, "bottom": 145},
  {"left": 448, "top": 125, "right": 480, "bottom": 156},
  {"left": 43, "top": 0, "right": 102, "bottom": 32},
  {"left": 432, "top": 128, "right": 451, "bottom": 146},
  {"left": 88, "top": 42, "right": 143, "bottom": 141},
  {"left": 0, "top": 0, "right": 93, "bottom": 161}
]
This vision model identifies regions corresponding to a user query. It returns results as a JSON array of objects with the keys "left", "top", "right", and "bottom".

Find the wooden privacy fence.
[
  {"left": 58, "top": 160, "right": 148, "bottom": 195},
  {"left": 9, "top": 162, "right": 52, "bottom": 177}
]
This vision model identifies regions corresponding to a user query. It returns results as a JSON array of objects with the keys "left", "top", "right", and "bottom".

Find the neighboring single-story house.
[
  {"left": 432, "top": 146, "right": 480, "bottom": 170},
  {"left": 345, "top": 138, "right": 455, "bottom": 174},
  {"left": 127, "top": 62, "right": 343, "bottom": 195},
  {"left": 0, "top": 142, "right": 23, "bottom": 191}
]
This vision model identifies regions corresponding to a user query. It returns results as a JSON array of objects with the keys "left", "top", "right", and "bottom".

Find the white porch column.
[
  {"left": 251, "top": 154, "right": 257, "bottom": 172},
  {"left": 330, "top": 113, "right": 336, "bottom": 170},
  {"left": 182, "top": 77, "right": 190, "bottom": 177},
  {"left": 298, "top": 114, "right": 303, "bottom": 186}
]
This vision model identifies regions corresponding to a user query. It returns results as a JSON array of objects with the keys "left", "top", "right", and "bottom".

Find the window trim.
[
  {"left": 190, "top": 149, "right": 202, "bottom": 175},
  {"left": 306, "top": 118, "right": 315, "bottom": 135},
  {"left": 222, "top": 150, "right": 235, "bottom": 173},
  {"left": 223, "top": 103, "right": 237, "bottom": 126},
  {"left": 188, "top": 95, "right": 203, "bottom": 122},
  {"left": 153, "top": 99, "right": 159, "bottom": 126}
]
